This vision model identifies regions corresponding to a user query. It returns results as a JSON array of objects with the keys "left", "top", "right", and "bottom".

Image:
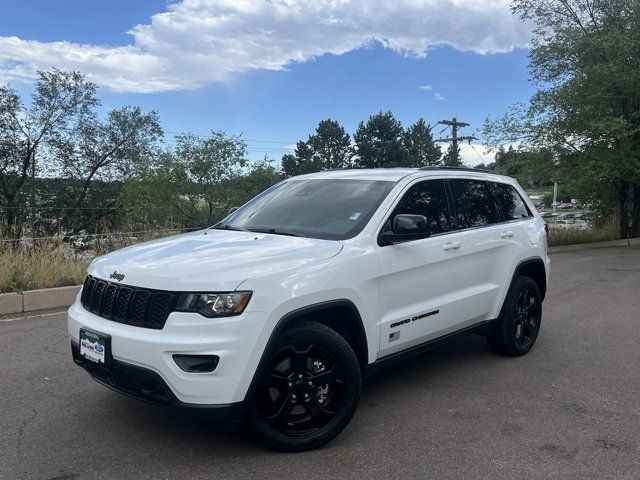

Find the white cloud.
[
  {"left": 459, "top": 143, "right": 493, "bottom": 166},
  {"left": 419, "top": 83, "right": 444, "bottom": 100},
  {"left": 0, "top": 0, "right": 530, "bottom": 93}
]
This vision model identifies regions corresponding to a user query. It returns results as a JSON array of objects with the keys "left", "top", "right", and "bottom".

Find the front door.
[{"left": 377, "top": 179, "right": 467, "bottom": 357}]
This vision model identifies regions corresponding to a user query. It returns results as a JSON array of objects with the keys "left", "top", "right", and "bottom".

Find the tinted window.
[
  {"left": 390, "top": 180, "right": 451, "bottom": 235},
  {"left": 449, "top": 179, "right": 498, "bottom": 228},
  {"left": 216, "top": 179, "right": 394, "bottom": 240},
  {"left": 493, "top": 183, "right": 531, "bottom": 220}
]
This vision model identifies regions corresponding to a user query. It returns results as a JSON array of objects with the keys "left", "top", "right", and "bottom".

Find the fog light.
[{"left": 173, "top": 354, "right": 220, "bottom": 373}]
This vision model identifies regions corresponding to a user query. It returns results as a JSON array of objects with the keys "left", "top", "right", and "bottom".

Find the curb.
[
  {"left": 0, "top": 285, "right": 81, "bottom": 316},
  {"left": 547, "top": 238, "right": 633, "bottom": 254}
]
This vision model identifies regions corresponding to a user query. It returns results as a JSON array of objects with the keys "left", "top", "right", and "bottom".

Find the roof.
[
  {"left": 293, "top": 168, "right": 419, "bottom": 181},
  {"left": 291, "top": 167, "right": 509, "bottom": 182}
]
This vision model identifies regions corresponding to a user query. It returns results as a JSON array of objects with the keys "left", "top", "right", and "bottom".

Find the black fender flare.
[
  {"left": 499, "top": 256, "right": 547, "bottom": 318},
  {"left": 243, "top": 299, "right": 367, "bottom": 402}
]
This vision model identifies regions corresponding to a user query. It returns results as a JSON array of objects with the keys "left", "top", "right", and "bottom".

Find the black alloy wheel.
[
  {"left": 488, "top": 275, "right": 542, "bottom": 356},
  {"left": 244, "top": 321, "right": 361, "bottom": 451}
]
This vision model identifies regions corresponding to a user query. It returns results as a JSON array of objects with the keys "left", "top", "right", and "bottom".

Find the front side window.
[
  {"left": 493, "top": 182, "right": 532, "bottom": 220},
  {"left": 216, "top": 179, "right": 395, "bottom": 240},
  {"left": 388, "top": 180, "right": 451, "bottom": 235},
  {"left": 449, "top": 179, "right": 499, "bottom": 229}
]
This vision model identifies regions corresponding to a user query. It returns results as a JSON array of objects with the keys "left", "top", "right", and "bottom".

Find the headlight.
[{"left": 176, "top": 291, "right": 252, "bottom": 318}]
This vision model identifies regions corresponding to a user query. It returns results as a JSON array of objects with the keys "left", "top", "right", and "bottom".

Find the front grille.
[{"left": 80, "top": 275, "right": 178, "bottom": 329}]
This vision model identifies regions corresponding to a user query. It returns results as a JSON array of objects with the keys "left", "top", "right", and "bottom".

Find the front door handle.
[
  {"left": 500, "top": 230, "right": 515, "bottom": 239},
  {"left": 443, "top": 241, "right": 462, "bottom": 251}
]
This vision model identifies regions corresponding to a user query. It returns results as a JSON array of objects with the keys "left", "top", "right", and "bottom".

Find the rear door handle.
[
  {"left": 500, "top": 230, "right": 514, "bottom": 239},
  {"left": 443, "top": 241, "right": 462, "bottom": 251}
]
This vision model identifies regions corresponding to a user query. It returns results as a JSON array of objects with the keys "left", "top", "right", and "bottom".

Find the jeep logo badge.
[{"left": 109, "top": 271, "right": 125, "bottom": 282}]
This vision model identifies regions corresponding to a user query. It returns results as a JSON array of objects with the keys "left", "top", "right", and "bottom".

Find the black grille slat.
[
  {"left": 115, "top": 287, "right": 133, "bottom": 322},
  {"left": 80, "top": 275, "right": 174, "bottom": 329},
  {"left": 81, "top": 276, "right": 92, "bottom": 305},
  {"left": 148, "top": 292, "right": 176, "bottom": 328},
  {"left": 102, "top": 284, "right": 118, "bottom": 318},
  {"left": 130, "top": 290, "right": 151, "bottom": 326},
  {"left": 91, "top": 281, "right": 106, "bottom": 313}
]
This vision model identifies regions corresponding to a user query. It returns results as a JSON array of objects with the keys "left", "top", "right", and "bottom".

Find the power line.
[{"left": 468, "top": 143, "right": 488, "bottom": 164}]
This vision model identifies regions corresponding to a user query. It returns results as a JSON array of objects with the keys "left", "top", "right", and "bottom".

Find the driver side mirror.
[{"left": 380, "top": 214, "right": 430, "bottom": 246}]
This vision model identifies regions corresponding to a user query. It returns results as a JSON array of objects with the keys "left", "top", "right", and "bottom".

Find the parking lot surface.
[{"left": 2, "top": 246, "right": 640, "bottom": 480}]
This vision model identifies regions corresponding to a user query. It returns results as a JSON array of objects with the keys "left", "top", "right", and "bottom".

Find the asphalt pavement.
[{"left": 1, "top": 246, "right": 640, "bottom": 480}]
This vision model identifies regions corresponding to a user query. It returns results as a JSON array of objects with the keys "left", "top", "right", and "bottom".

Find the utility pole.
[
  {"left": 435, "top": 117, "right": 477, "bottom": 150},
  {"left": 436, "top": 117, "right": 476, "bottom": 164}
]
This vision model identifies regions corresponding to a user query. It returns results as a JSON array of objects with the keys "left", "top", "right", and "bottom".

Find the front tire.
[
  {"left": 244, "top": 321, "right": 361, "bottom": 451},
  {"left": 487, "top": 275, "right": 542, "bottom": 356}
]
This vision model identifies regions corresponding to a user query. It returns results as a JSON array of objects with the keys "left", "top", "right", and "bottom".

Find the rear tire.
[
  {"left": 487, "top": 275, "right": 542, "bottom": 356},
  {"left": 244, "top": 321, "right": 361, "bottom": 451}
]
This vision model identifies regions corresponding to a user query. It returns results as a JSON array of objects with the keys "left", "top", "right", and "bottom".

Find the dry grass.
[
  {"left": 0, "top": 244, "right": 90, "bottom": 293},
  {"left": 0, "top": 230, "right": 185, "bottom": 293},
  {"left": 547, "top": 218, "right": 620, "bottom": 247}
]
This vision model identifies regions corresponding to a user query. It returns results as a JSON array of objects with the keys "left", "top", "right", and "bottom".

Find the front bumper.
[
  {"left": 67, "top": 299, "right": 269, "bottom": 406},
  {"left": 71, "top": 340, "right": 243, "bottom": 421}
]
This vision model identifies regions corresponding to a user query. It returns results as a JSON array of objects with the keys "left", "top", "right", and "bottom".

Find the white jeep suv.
[{"left": 68, "top": 167, "right": 549, "bottom": 451}]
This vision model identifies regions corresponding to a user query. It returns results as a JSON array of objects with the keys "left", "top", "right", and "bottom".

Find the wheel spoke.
[
  {"left": 268, "top": 395, "right": 295, "bottom": 425},
  {"left": 305, "top": 395, "right": 332, "bottom": 421},
  {"left": 266, "top": 373, "right": 291, "bottom": 390},
  {"left": 291, "top": 346, "right": 311, "bottom": 373}
]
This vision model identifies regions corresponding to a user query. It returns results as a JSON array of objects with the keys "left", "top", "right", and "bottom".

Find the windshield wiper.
[
  {"left": 210, "top": 225, "right": 248, "bottom": 232},
  {"left": 247, "top": 228, "right": 300, "bottom": 237}
]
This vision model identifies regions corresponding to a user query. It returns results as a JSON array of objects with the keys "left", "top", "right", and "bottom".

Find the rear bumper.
[{"left": 71, "top": 339, "right": 243, "bottom": 421}]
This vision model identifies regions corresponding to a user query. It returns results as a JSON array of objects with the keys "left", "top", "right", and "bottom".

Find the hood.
[{"left": 89, "top": 229, "right": 343, "bottom": 291}]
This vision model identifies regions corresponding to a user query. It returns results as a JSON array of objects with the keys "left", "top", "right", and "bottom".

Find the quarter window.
[
  {"left": 389, "top": 180, "right": 451, "bottom": 235},
  {"left": 493, "top": 183, "right": 532, "bottom": 220},
  {"left": 449, "top": 179, "right": 499, "bottom": 228}
]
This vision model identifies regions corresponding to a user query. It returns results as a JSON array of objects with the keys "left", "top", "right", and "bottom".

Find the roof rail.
[{"left": 418, "top": 166, "right": 497, "bottom": 174}]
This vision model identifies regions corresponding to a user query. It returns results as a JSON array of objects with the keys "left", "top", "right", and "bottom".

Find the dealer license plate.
[{"left": 79, "top": 329, "right": 108, "bottom": 364}]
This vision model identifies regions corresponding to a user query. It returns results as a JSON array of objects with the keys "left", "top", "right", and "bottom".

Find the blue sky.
[{"left": 0, "top": 0, "right": 534, "bottom": 165}]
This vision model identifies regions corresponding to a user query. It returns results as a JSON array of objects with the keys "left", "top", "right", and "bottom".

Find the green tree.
[
  {"left": 0, "top": 69, "right": 97, "bottom": 239},
  {"left": 353, "top": 111, "right": 408, "bottom": 168},
  {"left": 493, "top": 146, "right": 555, "bottom": 187},
  {"left": 52, "top": 105, "right": 162, "bottom": 232},
  {"left": 175, "top": 131, "right": 248, "bottom": 226},
  {"left": 484, "top": 0, "right": 640, "bottom": 238},
  {"left": 403, "top": 118, "right": 442, "bottom": 166},
  {"left": 223, "top": 159, "right": 284, "bottom": 209},
  {"left": 281, "top": 119, "right": 352, "bottom": 176},
  {"left": 442, "top": 143, "right": 462, "bottom": 167}
]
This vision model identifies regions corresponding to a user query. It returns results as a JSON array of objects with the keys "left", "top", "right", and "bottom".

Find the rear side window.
[
  {"left": 391, "top": 180, "right": 451, "bottom": 235},
  {"left": 449, "top": 179, "right": 498, "bottom": 229},
  {"left": 493, "top": 183, "right": 532, "bottom": 220}
]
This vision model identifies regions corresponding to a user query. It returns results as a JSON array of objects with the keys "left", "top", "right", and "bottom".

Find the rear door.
[
  {"left": 377, "top": 179, "right": 467, "bottom": 357},
  {"left": 490, "top": 180, "right": 538, "bottom": 306},
  {"left": 447, "top": 178, "right": 508, "bottom": 321}
]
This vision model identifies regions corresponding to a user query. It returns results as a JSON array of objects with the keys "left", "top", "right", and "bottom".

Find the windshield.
[{"left": 215, "top": 178, "right": 395, "bottom": 240}]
